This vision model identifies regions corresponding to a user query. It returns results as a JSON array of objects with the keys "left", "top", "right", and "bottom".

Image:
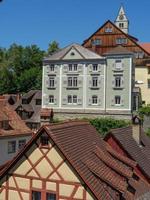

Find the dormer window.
[
  {"left": 40, "top": 134, "right": 49, "bottom": 146},
  {"left": 22, "top": 99, "right": 28, "bottom": 104},
  {"left": 36, "top": 99, "right": 41, "bottom": 105}
]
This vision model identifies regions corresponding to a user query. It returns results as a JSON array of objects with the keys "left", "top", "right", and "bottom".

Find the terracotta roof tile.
[
  {"left": 0, "top": 100, "right": 32, "bottom": 137},
  {"left": 105, "top": 126, "right": 150, "bottom": 179}
]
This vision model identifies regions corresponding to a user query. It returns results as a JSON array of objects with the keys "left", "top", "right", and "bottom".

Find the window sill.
[
  {"left": 47, "top": 87, "right": 56, "bottom": 90},
  {"left": 113, "top": 87, "right": 124, "bottom": 90},
  {"left": 90, "top": 87, "right": 100, "bottom": 90},
  {"left": 66, "top": 87, "right": 79, "bottom": 90}
]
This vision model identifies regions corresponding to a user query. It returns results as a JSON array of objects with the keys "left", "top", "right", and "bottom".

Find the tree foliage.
[
  {"left": 0, "top": 41, "right": 59, "bottom": 94},
  {"left": 89, "top": 118, "right": 130, "bottom": 137}
]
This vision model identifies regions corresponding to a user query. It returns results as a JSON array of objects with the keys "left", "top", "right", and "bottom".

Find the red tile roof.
[
  {"left": 0, "top": 99, "right": 32, "bottom": 137},
  {"left": 140, "top": 43, "right": 150, "bottom": 54},
  {"left": 105, "top": 126, "right": 150, "bottom": 180},
  {"left": 1, "top": 121, "right": 150, "bottom": 200}
]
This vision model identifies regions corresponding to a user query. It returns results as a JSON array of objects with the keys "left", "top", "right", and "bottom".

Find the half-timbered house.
[{"left": 0, "top": 121, "right": 150, "bottom": 200}]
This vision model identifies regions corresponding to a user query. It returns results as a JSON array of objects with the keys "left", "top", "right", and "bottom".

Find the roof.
[
  {"left": 0, "top": 99, "right": 32, "bottom": 137},
  {"left": 44, "top": 43, "right": 102, "bottom": 61},
  {"left": 140, "top": 43, "right": 150, "bottom": 54},
  {"left": 1, "top": 121, "right": 150, "bottom": 200},
  {"left": 13, "top": 90, "right": 42, "bottom": 124},
  {"left": 82, "top": 20, "right": 150, "bottom": 56},
  {"left": 104, "top": 45, "right": 133, "bottom": 56},
  {"left": 105, "top": 126, "right": 150, "bottom": 180}
]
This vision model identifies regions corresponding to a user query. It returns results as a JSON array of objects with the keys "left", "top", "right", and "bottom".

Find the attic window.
[
  {"left": 91, "top": 39, "right": 102, "bottom": 46},
  {"left": 70, "top": 52, "right": 75, "bottom": 56},
  {"left": 22, "top": 99, "right": 28, "bottom": 104},
  {"left": 40, "top": 135, "right": 49, "bottom": 146},
  {"left": 105, "top": 27, "right": 113, "bottom": 33}
]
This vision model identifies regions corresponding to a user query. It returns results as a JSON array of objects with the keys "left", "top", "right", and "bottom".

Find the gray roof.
[{"left": 44, "top": 43, "right": 102, "bottom": 61}]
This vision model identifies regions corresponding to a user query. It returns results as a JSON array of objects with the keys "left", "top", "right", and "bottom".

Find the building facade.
[
  {"left": 0, "top": 99, "right": 32, "bottom": 166},
  {"left": 42, "top": 43, "right": 134, "bottom": 119},
  {"left": 83, "top": 6, "right": 150, "bottom": 105}
]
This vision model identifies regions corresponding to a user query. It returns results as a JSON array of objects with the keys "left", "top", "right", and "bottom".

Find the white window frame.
[
  {"left": 49, "top": 77, "right": 55, "bottom": 88},
  {"left": 115, "top": 76, "right": 121, "bottom": 88},
  {"left": 92, "top": 95, "right": 98, "bottom": 105},
  {"left": 115, "top": 96, "right": 121, "bottom": 105},
  {"left": 49, "top": 95, "right": 54, "bottom": 104},
  {"left": 50, "top": 64, "right": 54, "bottom": 71},
  {"left": 93, "top": 64, "right": 98, "bottom": 71},
  {"left": 8, "top": 141, "right": 16, "bottom": 154},
  {"left": 67, "top": 77, "right": 78, "bottom": 87},
  {"left": 92, "top": 77, "right": 98, "bottom": 87}
]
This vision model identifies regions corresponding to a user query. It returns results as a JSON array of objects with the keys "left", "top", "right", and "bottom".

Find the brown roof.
[
  {"left": 1, "top": 121, "right": 150, "bottom": 199},
  {"left": 104, "top": 45, "right": 133, "bottom": 56},
  {"left": 140, "top": 43, "right": 150, "bottom": 54},
  {"left": 105, "top": 126, "right": 150, "bottom": 180},
  {"left": 13, "top": 90, "right": 42, "bottom": 124},
  {"left": 0, "top": 100, "right": 32, "bottom": 137}
]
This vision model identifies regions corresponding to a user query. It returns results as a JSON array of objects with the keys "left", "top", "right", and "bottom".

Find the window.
[
  {"left": 115, "top": 96, "right": 121, "bottom": 105},
  {"left": 67, "top": 77, "right": 78, "bottom": 87},
  {"left": 49, "top": 95, "right": 54, "bottom": 103},
  {"left": 36, "top": 99, "right": 41, "bottom": 105},
  {"left": 18, "top": 139, "right": 26, "bottom": 150},
  {"left": 49, "top": 77, "right": 55, "bottom": 88},
  {"left": 116, "top": 38, "right": 127, "bottom": 45},
  {"left": 32, "top": 191, "right": 41, "bottom": 200},
  {"left": 67, "top": 95, "right": 77, "bottom": 104},
  {"left": 50, "top": 64, "right": 54, "bottom": 71},
  {"left": 2, "top": 120, "right": 10, "bottom": 130},
  {"left": 148, "top": 79, "right": 150, "bottom": 89},
  {"left": 73, "top": 95, "right": 77, "bottom": 104},
  {"left": 115, "top": 76, "right": 121, "bottom": 88},
  {"left": 68, "top": 95, "right": 72, "bottom": 104},
  {"left": 68, "top": 64, "right": 78, "bottom": 71},
  {"left": 92, "top": 95, "right": 98, "bottom": 105},
  {"left": 8, "top": 141, "right": 16, "bottom": 154},
  {"left": 47, "top": 193, "right": 56, "bottom": 200},
  {"left": 22, "top": 99, "right": 28, "bottom": 104},
  {"left": 115, "top": 60, "right": 122, "bottom": 69},
  {"left": 93, "top": 64, "right": 98, "bottom": 71},
  {"left": 92, "top": 77, "right": 98, "bottom": 87},
  {"left": 105, "top": 27, "right": 112, "bottom": 33},
  {"left": 91, "top": 39, "right": 102, "bottom": 46},
  {"left": 40, "top": 135, "right": 49, "bottom": 146},
  {"left": 119, "top": 23, "right": 124, "bottom": 28}
]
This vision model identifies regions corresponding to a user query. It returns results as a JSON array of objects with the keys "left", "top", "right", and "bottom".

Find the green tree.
[{"left": 47, "top": 41, "right": 59, "bottom": 55}]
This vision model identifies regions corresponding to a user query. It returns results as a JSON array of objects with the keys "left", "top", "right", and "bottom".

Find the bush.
[
  {"left": 89, "top": 118, "right": 130, "bottom": 137},
  {"left": 146, "top": 128, "right": 150, "bottom": 137},
  {"left": 139, "top": 106, "right": 150, "bottom": 117}
]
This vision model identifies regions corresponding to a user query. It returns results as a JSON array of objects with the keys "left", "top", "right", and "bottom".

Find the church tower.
[{"left": 115, "top": 5, "right": 129, "bottom": 34}]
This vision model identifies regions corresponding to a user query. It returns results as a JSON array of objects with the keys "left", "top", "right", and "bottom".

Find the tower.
[{"left": 115, "top": 5, "right": 129, "bottom": 34}]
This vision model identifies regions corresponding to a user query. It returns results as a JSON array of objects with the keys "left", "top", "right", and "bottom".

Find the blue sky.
[{"left": 0, "top": 0, "right": 150, "bottom": 50}]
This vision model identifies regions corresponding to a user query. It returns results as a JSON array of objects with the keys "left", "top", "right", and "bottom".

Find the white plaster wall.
[{"left": 0, "top": 135, "right": 31, "bottom": 165}]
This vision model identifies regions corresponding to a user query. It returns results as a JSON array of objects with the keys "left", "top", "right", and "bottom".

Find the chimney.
[{"left": 132, "top": 115, "right": 142, "bottom": 146}]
